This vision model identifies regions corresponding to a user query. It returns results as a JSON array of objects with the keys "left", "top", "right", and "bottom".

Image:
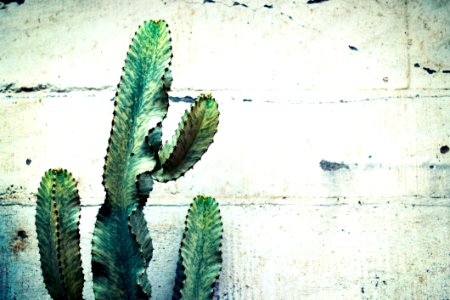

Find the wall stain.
[
  {"left": 423, "top": 67, "right": 437, "bottom": 75},
  {"left": 0, "top": 185, "right": 26, "bottom": 199},
  {"left": 440, "top": 145, "right": 449, "bottom": 154},
  {"left": 233, "top": 1, "right": 248, "bottom": 8},
  {"left": 320, "top": 160, "right": 349, "bottom": 171},
  {"left": 169, "top": 95, "right": 195, "bottom": 103},
  {"left": 9, "top": 229, "right": 28, "bottom": 255},
  {"left": 0, "top": 82, "right": 113, "bottom": 93},
  {"left": 307, "top": 0, "right": 329, "bottom": 4},
  {"left": 413, "top": 63, "right": 446, "bottom": 75}
]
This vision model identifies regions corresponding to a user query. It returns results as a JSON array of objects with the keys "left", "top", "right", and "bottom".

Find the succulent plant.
[
  {"left": 173, "top": 196, "right": 223, "bottom": 300},
  {"left": 35, "top": 20, "right": 221, "bottom": 300},
  {"left": 91, "top": 19, "right": 219, "bottom": 299},
  {"left": 35, "top": 169, "right": 84, "bottom": 300}
]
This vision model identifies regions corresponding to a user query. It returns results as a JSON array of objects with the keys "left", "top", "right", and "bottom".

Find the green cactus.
[
  {"left": 91, "top": 20, "right": 219, "bottom": 299},
  {"left": 35, "top": 169, "right": 84, "bottom": 300},
  {"left": 35, "top": 20, "right": 221, "bottom": 300},
  {"left": 173, "top": 196, "right": 223, "bottom": 300}
]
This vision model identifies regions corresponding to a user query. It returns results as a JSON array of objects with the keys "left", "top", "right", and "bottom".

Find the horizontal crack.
[
  {"left": 0, "top": 83, "right": 114, "bottom": 93},
  {"left": 169, "top": 95, "right": 195, "bottom": 103}
]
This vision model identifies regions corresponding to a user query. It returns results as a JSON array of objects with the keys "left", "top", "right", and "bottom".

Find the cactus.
[
  {"left": 35, "top": 169, "right": 84, "bottom": 300},
  {"left": 91, "top": 20, "right": 219, "bottom": 299},
  {"left": 35, "top": 20, "right": 220, "bottom": 300},
  {"left": 173, "top": 196, "right": 223, "bottom": 300}
]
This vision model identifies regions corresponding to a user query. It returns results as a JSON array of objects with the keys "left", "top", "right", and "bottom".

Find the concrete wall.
[{"left": 0, "top": 0, "right": 449, "bottom": 299}]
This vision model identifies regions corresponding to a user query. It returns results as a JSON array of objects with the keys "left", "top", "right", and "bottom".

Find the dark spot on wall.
[
  {"left": 280, "top": 12, "right": 294, "bottom": 20},
  {"left": 203, "top": 0, "right": 215, "bottom": 3},
  {"left": 25, "top": 158, "right": 32, "bottom": 165},
  {"left": 358, "top": 200, "right": 362, "bottom": 205},
  {"left": 169, "top": 96, "right": 195, "bottom": 103},
  {"left": 361, "top": 287, "right": 365, "bottom": 294},
  {"left": 264, "top": 4, "right": 273, "bottom": 8},
  {"left": 243, "top": 98, "right": 252, "bottom": 102},
  {"left": 443, "top": 70, "right": 450, "bottom": 74},
  {"left": 348, "top": 45, "right": 358, "bottom": 51},
  {"left": 440, "top": 145, "right": 449, "bottom": 154},
  {"left": 414, "top": 63, "right": 420, "bottom": 68},
  {"left": 429, "top": 165, "right": 435, "bottom": 169},
  {"left": 9, "top": 229, "right": 29, "bottom": 254},
  {"left": 383, "top": 76, "right": 388, "bottom": 83},
  {"left": 17, "top": 230, "right": 27, "bottom": 239},
  {"left": 320, "top": 160, "right": 349, "bottom": 171},
  {"left": 423, "top": 67, "right": 437, "bottom": 74},
  {"left": 307, "top": 0, "right": 329, "bottom": 4},
  {"left": 0, "top": 83, "right": 48, "bottom": 93},
  {"left": 0, "top": 185, "right": 26, "bottom": 199},
  {"left": 233, "top": 1, "right": 248, "bottom": 7},
  {"left": 418, "top": 275, "right": 424, "bottom": 284}
]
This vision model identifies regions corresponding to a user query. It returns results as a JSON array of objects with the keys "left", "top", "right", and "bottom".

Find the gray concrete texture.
[{"left": 0, "top": 0, "right": 449, "bottom": 299}]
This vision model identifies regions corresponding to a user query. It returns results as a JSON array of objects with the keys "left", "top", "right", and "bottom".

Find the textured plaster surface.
[
  {"left": 0, "top": 0, "right": 412, "bottom": 90},
  {"left": 1, "top": 0, "right": 449, "bottom": 299}
]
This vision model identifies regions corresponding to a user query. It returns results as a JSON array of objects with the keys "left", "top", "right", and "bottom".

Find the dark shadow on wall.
[{"left": 0, "top": 0, "right": 25, "bottom": 9}]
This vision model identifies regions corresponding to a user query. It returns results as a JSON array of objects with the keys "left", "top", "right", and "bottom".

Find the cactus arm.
[
  {"left": 92, "top": 20, "right": 172, "bottom": 299},
  {"left": 35, "top": 169, "right": 84, "bottom": 300},
  {"left": 173, "top": 196, "right": 223, "bottom": 300},
  {"left": 154, "top": 95, "right": 219, "bottom": 182}
]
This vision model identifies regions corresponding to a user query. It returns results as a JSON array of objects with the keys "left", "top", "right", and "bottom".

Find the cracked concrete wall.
[{"left": 0, "top": 0, "right": 449, "bottom": 299}]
